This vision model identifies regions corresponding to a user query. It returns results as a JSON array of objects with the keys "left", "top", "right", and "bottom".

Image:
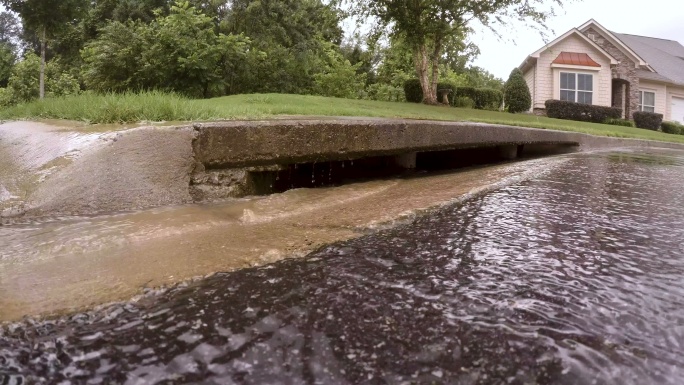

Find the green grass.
[
  {"left": 3, "top": 92, "right": 684, "bottom": 144},
  {"left": 0, "top": 91, "right": 220, "bottom": 124}
]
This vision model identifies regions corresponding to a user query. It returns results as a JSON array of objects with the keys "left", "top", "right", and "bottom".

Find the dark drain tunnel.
[{"left": 247, "top": 143, "right": 578, "bottom": 195}]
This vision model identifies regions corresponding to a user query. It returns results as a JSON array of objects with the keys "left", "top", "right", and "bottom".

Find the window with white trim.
[
  {"left": 560, "top": 72, "right": 593, "bottom": 105},
  {"left": 638, "top": 91, "right": 655, "bottom": 113}
]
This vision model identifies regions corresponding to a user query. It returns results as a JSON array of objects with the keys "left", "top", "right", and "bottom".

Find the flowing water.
[{"left": 2, "top": 149, "right": 684, "bottom": 384}]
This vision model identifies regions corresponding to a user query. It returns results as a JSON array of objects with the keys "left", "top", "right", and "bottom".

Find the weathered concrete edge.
[{"left": 191, "top": 118, "right": 684, "bottom": 168}]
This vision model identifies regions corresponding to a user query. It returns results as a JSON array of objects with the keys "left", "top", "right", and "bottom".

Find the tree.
[
  {"left": 463, "top": 66, "right": 504, "bottom": 90},
  {"left": 314, "top": 42, "right": 366, "bottom": 98},
  {"left": 0, "top": 44, "right": 15, "bottom": 87},
  {"left": 221, "top": 0, "right": 344, "bottom": 94},
  {"left": 0, "top": 11, "right": 21, "bottom": 87},
  {"left": 504, "top": 68, "right": 531, "bottom": 113},
  {"left": 345, "top": 0, "right": 565, "bottom": 104},
  {"left": 0, "top": 11, "right": 21, "bottom": 48},
  {"left": 82, "top": 1, "right": 253, "bottom": 98},
  {"left": 7, "top": 52, "right": 40, "bottom": 102},
  {"left": 2, "top": 0, "right": 88, "bottom": 99}
]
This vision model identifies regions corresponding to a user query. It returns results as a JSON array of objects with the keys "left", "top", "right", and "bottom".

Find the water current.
[{"left": 2, "top": 149, "right": 684, "bottom": 384}]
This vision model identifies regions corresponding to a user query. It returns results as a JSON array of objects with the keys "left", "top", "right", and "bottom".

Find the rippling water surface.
[{"left": 2, "top": 149, "right": 684, "bottom": 384}]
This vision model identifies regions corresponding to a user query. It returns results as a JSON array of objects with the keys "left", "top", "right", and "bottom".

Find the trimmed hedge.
[
  {"left": 404, "top": 79, "right": 423, "bottom": 103},
  {"left": 404, "top": 79, "right": 502, "bottom": 108},
  {"left": 660, "top": 121, "right": 684, "bottom": 135},
  {"left": 454, "top": 96, "right": 475, "bottom": 109},
  {"left": 456, "top": 87, "right": 502, "bottom": 110},
  {"left": 545, "top": 100, "right": 622, "bottom": 123},
  {"left": 633, "top": 111, "right": 663, "bottom": 131},
  {"left": 603, "top": 118, "right": 634, "bottom": 127}
]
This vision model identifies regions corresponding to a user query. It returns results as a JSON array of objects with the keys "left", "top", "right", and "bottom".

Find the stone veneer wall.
[{"left": 582, "top": 27, "right": 639, "bottom": 119}]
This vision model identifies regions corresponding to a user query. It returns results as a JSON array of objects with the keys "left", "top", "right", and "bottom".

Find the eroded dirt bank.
[{"left": 0, "top": 121, "right": 194, "bottom": 220}]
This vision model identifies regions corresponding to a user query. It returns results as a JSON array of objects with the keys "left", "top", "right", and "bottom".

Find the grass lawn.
[{"left": 2, "top": 92, "right": 684, "bottom": 144}]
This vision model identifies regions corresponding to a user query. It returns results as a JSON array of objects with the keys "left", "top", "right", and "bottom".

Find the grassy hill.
[{"left": 2, "top": 92, "right": 684, "bottom": 144}]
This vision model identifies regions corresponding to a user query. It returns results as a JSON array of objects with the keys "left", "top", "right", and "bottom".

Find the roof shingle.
[
  {"left": 613, "top": 32, "right": 684, "bottom": 85},
  {"left": 552, "top": 52, "right": 602, "bottom": 67}
]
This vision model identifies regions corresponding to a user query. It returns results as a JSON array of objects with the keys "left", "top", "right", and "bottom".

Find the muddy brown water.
[
  {"left": 2, "top": 149, "right": 684, "bottom": 384},
  {"left": 0, "top": 156, "right": 553, "bottom": 321}
]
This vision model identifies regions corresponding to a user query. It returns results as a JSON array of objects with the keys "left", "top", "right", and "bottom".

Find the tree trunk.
[
  {"left": 413, "top": 44, "right": 436, "bottom": 104},
  {"left": 40, "top": 27, "right": 46, "bottom": 100},
  {"left": 430, "top": 37, "right": 443, "bottom": 104}
]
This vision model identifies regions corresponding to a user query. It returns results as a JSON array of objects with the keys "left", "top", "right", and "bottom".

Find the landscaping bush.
[
  {"left": 455, "top": 87, "right": 502, "bottom": 110},
  {"left": 504, "top": 68, "right": 531, "bottom": 113},
  {"left": 455, "top": 86, "right": 476, "bottom": 101},
  {"left": 632, "top": 111, "right": 663, "bottom": 131},
  {"left": 365, "top": 83, "right": 405, "bottom": 102},
  {"left": 475, "top": 88, "right": 503, "bottom": 110},
  {"left": 454, "top": 96, "right": 475, "bottom": 109},
  {"left": 603, "top": 118, "right": 634, "bottom": 127},
  {"left": 403, "top": 80, "right": 501, "bottom": 108},
  {"left": 660, "top": 121, "right": 684, "bottom": 135},
  {"left": 403, "top": 79, "right": 423, "bottom": 103},
  {"left": 545, "top": 99, "right": 622, "bottom": 123}
]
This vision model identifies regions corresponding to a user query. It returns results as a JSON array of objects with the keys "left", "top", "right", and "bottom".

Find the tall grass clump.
[{"left": 0, "top": 91, "right": 221, "bottom": 124}]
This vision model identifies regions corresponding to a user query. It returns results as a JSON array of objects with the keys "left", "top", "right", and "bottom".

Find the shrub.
[
  {"left": 504, "top": 68, "right": 531, "bottom": 113},
  {"left": 632, "top": 111, "right": 663, "bottom": 131},
  {"left": 403, "top": 80, "right": 500, "bottom": 107},
  {"left": 454, "top": 96, "right": 474, "bottom": 109},
  {"left": 7, "top": 52, "right": 40, "bottom": 103},
  {"left": 366, "top": 83, "right": 405, "bottom": 102},
  {"left": 603, "top": 118, "right": 634, "bottom": 127},
  {"left": 404, "top": 79, "right": 422, "bottom": 103},
  {"left": 455, "top": 86, "right": 476, "bottom": 102},
  {"left": 314, "top": 49, "right": 367, "bottom": 99},
  {"left": 455, "top": 87, "right": 502, "bottom": 110},
  {"left": 0, "top": 87, "right": 12, "bottom": 107},
  {"left": 545, "top": 100, "right": 622, "bottom": 123},
  {"left": 660, "top": 121, "right": 684, "bottom": 135},
  {"left": 475, "top": 88, "right": 503, "bottom": 110}
]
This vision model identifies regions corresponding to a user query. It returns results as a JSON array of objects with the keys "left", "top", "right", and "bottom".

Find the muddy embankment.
[
  {"left": 2, "top": 119, "right": 684, "bottom": 322},
  {"left": 0, "top": 121, "right": 195, "bottom": 220}
]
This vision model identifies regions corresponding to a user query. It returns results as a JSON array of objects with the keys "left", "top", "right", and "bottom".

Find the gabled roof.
[
  {"left": 613, "top": 33, "right": 684, "bottom": 86},
  {"left": 519, "top": 28, "right": 617, "bottom": 72},
  {"left": 578, "top": 19, "right": 650, "bottom": 69}
]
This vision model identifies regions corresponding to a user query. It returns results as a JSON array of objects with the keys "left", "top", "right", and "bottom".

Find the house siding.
[
  {"left": 639, "top": 80, "right": 667, "bottom": 117},
  {"left": 523, "top": 66, "right": 535, "bottom": 112},
  {"left": 535, "top": 34, "right": 612, "bottom": 109}
]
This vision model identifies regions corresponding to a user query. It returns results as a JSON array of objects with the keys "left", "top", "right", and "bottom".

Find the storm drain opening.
[
  {"left": 416, "top": 143, "right": 578, "bottom": 171},
  {"left": 248, "top": 155, "right": 411, "bottom": 195},
  {"left": 244, "top": 143, "right": 580, "bottom": 196}
]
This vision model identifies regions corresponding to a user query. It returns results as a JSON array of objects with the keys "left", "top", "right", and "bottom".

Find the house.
[{"left": 519, "top": 19, "right": 684, "bottom": 124}]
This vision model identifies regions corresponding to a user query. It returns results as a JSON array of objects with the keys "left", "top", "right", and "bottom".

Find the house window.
[
  {"left": 560, "top": 72, "right": 593, "bottom": 104},
  {"left": 639, "top": 91, "right": 655, "bottom": 112}
]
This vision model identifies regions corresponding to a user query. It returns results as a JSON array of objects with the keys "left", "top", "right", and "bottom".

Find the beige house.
[{"left": 519, "top": 19, "right": 684, "bottom": 124}]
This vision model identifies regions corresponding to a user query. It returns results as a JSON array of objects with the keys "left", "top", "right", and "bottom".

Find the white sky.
[{"left": 471, "top": 0, "right": 684, "bottom": 79}]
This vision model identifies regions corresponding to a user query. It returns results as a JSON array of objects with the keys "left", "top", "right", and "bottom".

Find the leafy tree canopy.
[{"left": 343, "top": 0, "right": 567, "bottom": 104}]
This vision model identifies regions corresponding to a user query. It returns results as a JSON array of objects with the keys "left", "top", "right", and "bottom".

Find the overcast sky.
[{"left": 471, "top": 0, "right": 684, "bottom": 79}]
